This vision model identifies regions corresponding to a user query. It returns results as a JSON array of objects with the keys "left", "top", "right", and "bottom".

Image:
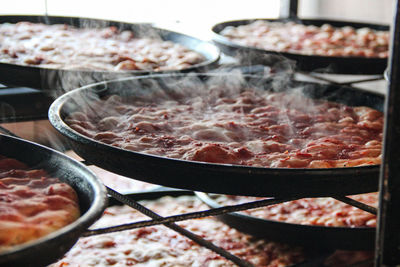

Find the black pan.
[
  {"left": 48, "top": 73, "right": 384, "bottom": 198},
  {"left": 0, "top": 134, "right": 107, "bottom": 267},
  {"left": 0, "top": 15, "right": 220, "bottom": 90},
  {"left": 212, "top": 18, "right": 389, "bottom": 74},
  {"left": 196, "top": 192, "right": 375, "bottom": 250},
  {"left": 102, "top": 189, "right": 330, "bottom": 267}
]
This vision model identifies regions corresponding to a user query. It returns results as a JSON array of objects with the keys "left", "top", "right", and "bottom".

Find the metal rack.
[
  {"left": 0, "top": 74, "right": 385, "bottom": 267},
  {"left": 375, "top": 0, "right": 400, "bottom": 265},
  {"left": 282, "top": 1, "right": 400, "bottom": 265},
  {"left": 77, "top": 76, "right": 383, "bottom": 267},
  {"left": 0, "top": 1, "right": 397, "bottom": 266}
]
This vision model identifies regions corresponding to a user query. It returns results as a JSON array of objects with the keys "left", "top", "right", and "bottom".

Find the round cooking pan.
[
  {"left": 196, "top": 192, "right": 375, "bottom": 250},
  {"left": 212, "top": 18, "right": 389, "bottom": 74},
  {"left": 49, "top": 73, "right": 384, "bottom": 198},
  {"left": 0, "top": 15, "right": 220, "bottom": 90},
  {"left": 92, "top": 189, "right": 331, "bottom": 267},
  {"left": 0, "top": 134, "right": 107, "bottom": 267}
]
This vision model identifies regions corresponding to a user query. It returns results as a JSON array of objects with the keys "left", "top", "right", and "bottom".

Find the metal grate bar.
[
  {"left": 297, "top": 71, "right": 384, "bottom": 86},
  {"left": 83, "top": 194, "right": 297, "bottom": 236},
  {"left": 85, "top": 192, "right": 378, "bottom": 238},
  {"left": 296, "top": 71, "right": 343, "bottom": 85},
  {"left": 105, "top": 187, "right": 255, "bottom": 267},
  {"left": 337, "top": 76, "right": 384, "bottom": 86},
  {"left": 332, "top": 196, "right": 377, "bottom": 215}
]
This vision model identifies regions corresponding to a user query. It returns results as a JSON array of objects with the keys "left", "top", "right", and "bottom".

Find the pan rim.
[
  {"left": 195, "top": 192, "right": 376, "bottom": 232},
  {"left": 49, "top": 72, "right": 381, "bottom": 173},
  {"left": 0, "top": 14, "right": 220, "bottom": 73},
  {"left": 95, "top": 189, "right": 332, "bottom": 267},
  {"left": 48, "top": 72, "right": 383, "bottom": 197},
  {"left": 0, "top": 15, "right": 220, "bottom": 90},
  {"left": 195, "top": 191, "right": 376, "bottom": 250},
  {"left": 0, "top": 134, "right": 108, "bottom": 262},
  {"left": 211, "top": 17, "right": 389, "bottom": 61}
]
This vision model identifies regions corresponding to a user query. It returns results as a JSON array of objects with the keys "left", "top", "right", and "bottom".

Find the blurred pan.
[
  {"left": 212, "top": 18, "right": 389, "bottom": 74},
  {"left": 0, "top": 15, "right": 220, "bottom": 90},
  {"left": 96, "top": 189, "right": 330, "bottom": 267},
  {"left": 0, "top": 134, "right": 107, "bottom": 267},
  {"left": 196, "top": 192, "right": 375, "bottom": 250},
  {"left": 48, "top": 73, "right": 384, "bottom": 197}
]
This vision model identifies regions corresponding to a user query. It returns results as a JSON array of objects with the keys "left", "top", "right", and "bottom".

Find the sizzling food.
[
  {"left": 0, "top": 22, "right": 205, "bottom": 71},
  {"left": 51, "top": 195, "right": 306, "bottom": 267},
  {"left": 0, "top": 156, "right": 80, "bottom": 252},
  {"left": 213, "top": 192, "right": 377, "bottom": 227},
  {"left": 66, "top": 87, "right": 383, "bottom": 168},
  {"left": 219, "top": 20, "right": 389, "bottom": 58}
]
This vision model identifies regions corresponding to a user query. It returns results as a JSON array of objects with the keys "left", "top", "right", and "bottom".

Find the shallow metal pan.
[
  {"left": 212, "top": 18, "right": 389, "bottom": 74},
  {"left": 0, "top": 134, "right": 107, "bottom": 267},
  {"left": 48, "top": 73, "right": 384, "bottom": 197},
  {"left": 0, "top": 15, "right": 220, "bottom": 90},
  {"left": 196, "top": 192, "right": 375, "bottom": 250},
  {"left": 100, "top": 189, "right": 330, "bottom": 267}
]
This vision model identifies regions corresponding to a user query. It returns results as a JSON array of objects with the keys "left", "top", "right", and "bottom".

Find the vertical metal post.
[
  {"left": 279, "top": 0, "right": 299, "bottom": 18},
  {"left": 44, "top": 0, "right": 48, "bottom": 16},
  {"left": 376, "top": 0, "right": 400, "bottom": 265}
]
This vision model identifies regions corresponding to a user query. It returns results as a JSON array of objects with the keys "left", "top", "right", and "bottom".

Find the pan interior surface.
[
  {"left": 0, "top": 15, "right": 220, "bottom": 90},
  {"left": 49, "top": 73, "right": 383, "bottom": 197},
  {"left": 211, "top": 18, "right": 389, "bottom": 74},
  {"left": 0, "top": 134, "right": 107, "bottom": 267}
]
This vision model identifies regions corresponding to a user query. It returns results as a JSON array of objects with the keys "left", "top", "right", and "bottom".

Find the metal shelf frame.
[
  {"left": 375, "top": 0, "right": 400, "bottom": 265},
  {"left": 0, "top": 1, "right": 396, "bottom": 266}
]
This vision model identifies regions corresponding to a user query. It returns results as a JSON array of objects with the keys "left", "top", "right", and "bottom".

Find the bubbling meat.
[
  {"left": 0, "top": 22, "right": 205, "bottom": 71},
  {"left": 220, "top": 20, "right": 389, "bottom": 58},
  {"left": 214, "top": 192, "right": 378, "bottom": 227},
  {"left": 0, "top": 156, "right": 80, "bottom": 252},
  {"left": 50, "top": 195, "right": 306, "bottom": 267},
  {"left": 66, "top": 88, "right": 383, "bottom": 168}
]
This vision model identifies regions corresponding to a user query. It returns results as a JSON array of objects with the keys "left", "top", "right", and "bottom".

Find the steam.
[
  {"left": 41, "top": 17, "right": 353, "bottom": 165},
  {"left": 44, "top": 18, "right": 156, "bottom": 94},
  {"left": 62, "top": 68, "right": 322, "bottom": 149}
]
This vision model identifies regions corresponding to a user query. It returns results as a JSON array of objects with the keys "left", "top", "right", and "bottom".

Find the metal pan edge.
[
  {"left": 48, "top": 73, "right": 382, "bottom": 197},
  {"left": 195, "top": 192, "right": 375, "bottom": 250},
  {"left": 0, "top": 15, "right": 220, "bottom": 90},
  {"left": 211, "top": 18, "right": 389, "bottom": 74},
  {"left": 0, "top": 134, "right": 108, "bottom": 267},
  {"left": 105, "top": 189, "right": 331, "bottom": 267}
]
